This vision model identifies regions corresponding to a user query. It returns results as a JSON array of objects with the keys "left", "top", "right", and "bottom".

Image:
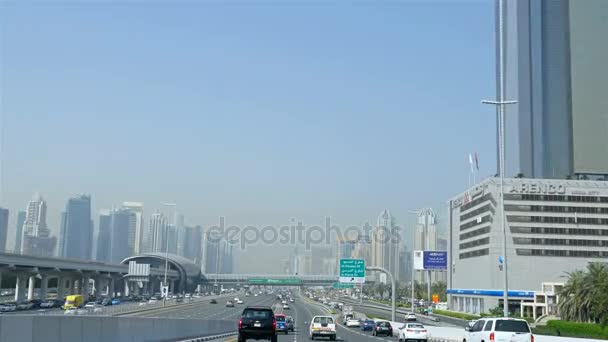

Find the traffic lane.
[{"left": 137, "top": 294, "right": 276, "bottom": 319}]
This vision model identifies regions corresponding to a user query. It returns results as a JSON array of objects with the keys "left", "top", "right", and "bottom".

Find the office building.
[
  {"left": 447, "top": 178, "right": 608, "bottom": 314},
  {"left": 499, "top": 0, "right": 608, "bottom": 179},
  {"left": 311, "top": 246, "right": 333, "bottom": 274},
  {"left": 122, "top": 202, "right": 144, "bottom": 255},
  {"left": 337, "top": 238, "right": 355, "bottom": 260},
  {"left": 22, "top": 193, "right": 56, "bottom": 257},
  {"left": 371, "top": 209, "right": 400, "bottom": 283},
  {"left": 0, "top": 208, "right": 8, "bottom": 252},
  {"left": 148, "top": 211, "right": 168, "bottom": 253},
  {"left": 96, "top": 210, "right": 112, "bottom": 263},
  {"left": 221, "top": 241, "right": 233, "bottom": 274},
  {"left": 352, "top": 233, "right": 371, "bottom": 264},
  {"left": 167, "top": 224, "right": 178, "bottom": 255},
  {"left": 294, "top": 254, "right": 312, "bottom": 275},
  {"left": 322, "top": 257, "right": 337, "bottom": 276},
  {"left": 14, "top": 211, "right": 25, "bottom": 253},
  {"left": 109, "top": 208, "right": 134, "bottom": 264},
  {"left": 60, "top": 195, "right": 93, "bottom": 260},
  {"left": 180, "top": 225, "right": 203, "bottom": 264},
  {"left": 414, "top": 208, "right": 439, "bottom": 283}
]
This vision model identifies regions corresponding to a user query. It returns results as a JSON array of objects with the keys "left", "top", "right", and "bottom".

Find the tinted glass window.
[
  {"left": 483, "top": 321, "right": 493, "bottom": 331},
  {"left": 243, "top": 310, "right": 272, "bottom": 319},
  {"left": 408, "top": 324, "right": 424, "bottom": 329},
  {"left": 276, "top": 316, "right": 286, "bottom": 322},
  {"left": 472, "top": 320, "right": 484, "bottom": 332},
  {"left": 313, "top": 317, "right": 334, "bottom": 324},
  {"left": 495, "top": 320, "right": 530, "bottom": 332}
]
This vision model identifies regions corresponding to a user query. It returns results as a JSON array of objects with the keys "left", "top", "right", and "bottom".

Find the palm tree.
[{"left": 558, "top": 263, "right": 608, "bottom": 324}]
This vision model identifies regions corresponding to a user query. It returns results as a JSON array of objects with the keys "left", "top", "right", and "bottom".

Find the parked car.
[
  {"left": 464, "top": 318, "right": 533, "bottom": 342},
  {"left": 238, "top": 306, "right": 277, "bottom": 342},
  {"left": 398, "top": 323, "right": 428, "bottom": 342},
  {"left": 210, "top": 299, "right": 218, "bottom": 304},
  {"left": 372, "top": 321, "right": 393, "bottom": 337}
]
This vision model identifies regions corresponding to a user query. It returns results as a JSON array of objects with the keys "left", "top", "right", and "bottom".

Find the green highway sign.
[
  {"left": 247, "top": 278, "right": 302, "bottom": 285},
  {"left": 339, "top": 258, "right": 365, "bottom": 284},
  {"left": 332, "top": 282, "right": 354, "bottom": 289}
]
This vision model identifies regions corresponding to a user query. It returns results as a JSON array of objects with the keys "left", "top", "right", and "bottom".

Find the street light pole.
[
  {"left": 482, "top": 0, "right": 517, "bottom": 319},
  {"left": 408, "top": 210, "right": 421, "bottom": 313}
]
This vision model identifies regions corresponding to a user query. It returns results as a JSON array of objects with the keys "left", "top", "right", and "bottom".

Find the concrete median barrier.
[{"left": 0, "top": 315, "right": 236, "bottom": 342}]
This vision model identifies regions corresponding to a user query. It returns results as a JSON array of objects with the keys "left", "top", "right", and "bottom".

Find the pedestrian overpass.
[{"left": 200, "top": 274, "right": 376, "bottom": 286}]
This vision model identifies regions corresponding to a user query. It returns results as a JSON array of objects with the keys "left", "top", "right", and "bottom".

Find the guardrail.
[{"left": 0, "top": 315, "right": 236, "bottom": 342}]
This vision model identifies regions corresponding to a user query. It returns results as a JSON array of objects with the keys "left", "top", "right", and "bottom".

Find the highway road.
[{"left": 135, "top": 291, "right": 450, "bottom": 342}]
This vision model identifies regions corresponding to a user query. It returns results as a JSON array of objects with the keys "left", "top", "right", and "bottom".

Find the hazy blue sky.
[{"left": 1, "top": 1, "right": 496, "bottom": 269}]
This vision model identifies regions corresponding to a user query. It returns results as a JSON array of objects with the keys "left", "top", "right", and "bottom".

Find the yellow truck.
[{"left": 63, "top": 295, "right": 84, "bottom": 310}]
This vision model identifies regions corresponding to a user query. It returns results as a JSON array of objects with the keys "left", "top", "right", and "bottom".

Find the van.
[{"left": 63, "top": 295, "right": 84, "bottom": 310}]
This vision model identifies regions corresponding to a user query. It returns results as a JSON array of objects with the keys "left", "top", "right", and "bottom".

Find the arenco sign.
[{"left": 509, "top": 183, "right": 566, "bottom": 195}]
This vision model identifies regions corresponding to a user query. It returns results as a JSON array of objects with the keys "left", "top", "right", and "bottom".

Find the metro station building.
[{"left": 447, "top": 177, "right": 608, "bottom": 315}]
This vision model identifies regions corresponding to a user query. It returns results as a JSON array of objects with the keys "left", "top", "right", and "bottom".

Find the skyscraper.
[
  {"left": 60, "top": 194, "right": 93, "bottom": 260},
  {"left": 108, "top": 208, "right": 134, "bottom": 264},
  {"left": 204, "top": 229, "right": 221, "bottom": 274},
  {"left": 311, "top": 246, "right": 333, "bottom": 274},
  {"left": 371, "top": 209, "right": 400, "bottom": 283},
  {"left": 122, "top": 202, "right": 144, "bottom": 255},
  {"left": 0, "top": 208, "right": 8, "bottom": 252},
  {"left": 167, "top": 224, "right": 178, "bottom": 254},
  {"left": 14, "top": 211, "right": 25, "bottom": 253},
  {"left": 22, "top": 193, "right": 56, "bottom": 257},
  {"left": 180, "top": 225, "right": 203, "bottom": 264},
  {"left": 499, "top": 0, "right": 608, "bottom": 179},
  {"left": 221, "top": 241, "right": 233, "bottom": 274},
  {"left": 96, "top": 210, "right": 112, "bottom": 263},
  {"left": 148, "top": 211, "right": 167, "bottom": 253}
]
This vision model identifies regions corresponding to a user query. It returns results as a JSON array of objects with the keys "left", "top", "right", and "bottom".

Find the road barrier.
[{"left": 0, "top": 315, "right": 236, "bottom": 342}]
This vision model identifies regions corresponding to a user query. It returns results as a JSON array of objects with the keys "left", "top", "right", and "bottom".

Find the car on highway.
[
  {"left": 84, "top": 302, "right": 97, "bottom": 308},
  {"left": 238, "top": 306, "right": 277, "bottom": 342},
  {"left": 309, "top": 315, "right": 336, "bottom": 341},
  {"left": 226, "top": 300, "right": 235, "bottom": 307},
  {"left": 286, "top": 316, "right": 295, "bottom": 332},
  {"left": 372, "top": 321, "right": 393, "bottom": 337},
  {"left": 237, "top": 299, "right": 244, "bottom": 304},
  {"left": 360, "top": 319, "right": 375, "bottom": 331},
  {"left": 210, "top": 299, "right": 218, "bottom": 304},
  {"left": 254, "top": 293, "right": 258, "bottom": 297},
  {"left": 464, "top": 318, "right": 533, "bottom": 342},
  {"left": 111, "top": 298, "right": 121, "bottom": 305},
  {"left": 275, "top": 314, "right": 289, "bottom": 334},
  {"left": 281, "top": 299, "right": 287, "bottom": 304},
  {"left": 289, "top": 298, "right": 294, "bottom": 303},
  {"left": 39, "top": 300, "right": 56, "bottom": 309},
  {"left": 398, "top": 323, "right": 428, "bottom": 342},
  {"left": 405, "top": 312, "right": 416, "bottom": 321},
  {"left": 282, "top": 303, "right": 290, "bottom": 310},
  {"left": 16, "top": 302, "right": 34, "bottom": 310},
  {"left": 345, "top": 318, "right": 360, "bottom": 328}
]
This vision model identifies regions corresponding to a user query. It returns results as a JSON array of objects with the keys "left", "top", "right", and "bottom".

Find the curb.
[{"left": 175, "top": 331, "right": 238, "bottom": 342}]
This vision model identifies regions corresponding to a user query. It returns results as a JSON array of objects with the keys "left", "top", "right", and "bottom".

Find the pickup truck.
[
  {"left": 309, "top": 315, "right": 336, "bottom": 341},
  {"left": 238, "top": 306, "right": 277, "bottom": 342}
]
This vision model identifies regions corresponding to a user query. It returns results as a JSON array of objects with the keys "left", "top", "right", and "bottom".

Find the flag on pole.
[
  {"left": 474, "top": 152, "right": 480, "bottom": 171},
  {"left": 469, "top": 153, "right": 474, "bottom": 173}
]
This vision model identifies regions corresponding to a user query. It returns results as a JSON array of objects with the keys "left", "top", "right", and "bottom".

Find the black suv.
[{"left": 238, "top": 306, "right": 277, "bottom": 342}]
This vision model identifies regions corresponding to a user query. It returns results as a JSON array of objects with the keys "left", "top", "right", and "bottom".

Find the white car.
[
  {"left": 398, "top": 323, "right": 428, "bottom": 342},
  {"left": 309, "top": 315, "right": 336, "bottom": 341},
  {"left": 237, "top": 299, "right": 244, "bottom": 304},
  {"left": 405, "top": 312, "right": 417, "bottom": 321},
  {"left": 281, "top": 300, "right": 287, "bottom": 304},
  {"left": 345, "top": 319, "right": 360, "bottom": 327},
  {"left": 0, "top": 304, "right": 16, "bottom": 312},
  {"left": 254, "top": 293, "right": 258, "bottom": 297},
  {"left": 464, "top": 318, "right": 533, "bottom": 342},
  {"left": 283, "top": 303, "right": 290, "bottom": 310},
  {"left": 84, "top": 302, "right": 96, "bottom": 308}
]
